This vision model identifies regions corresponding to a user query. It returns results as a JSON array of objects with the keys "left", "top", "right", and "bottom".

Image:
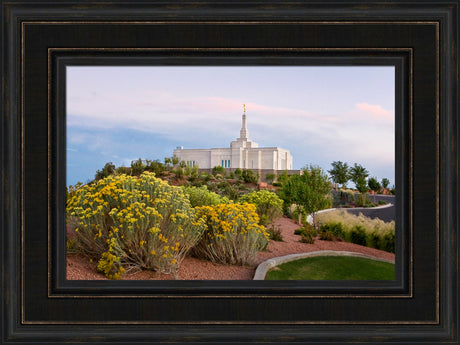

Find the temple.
[{"left": 173, "top": 107, "right": 293, "bottom": 171}]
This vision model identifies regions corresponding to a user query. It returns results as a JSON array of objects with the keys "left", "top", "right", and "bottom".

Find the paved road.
[
  {"left": 343, "top": 194, "right": 395, "bottom": 223},
  {"left": 342, "top": 204, "right": 395, "bottom": 223}
]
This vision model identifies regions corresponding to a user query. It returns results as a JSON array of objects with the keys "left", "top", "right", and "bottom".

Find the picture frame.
[{"left": 1, "top": 1, "right": 458, "bottom": 344}]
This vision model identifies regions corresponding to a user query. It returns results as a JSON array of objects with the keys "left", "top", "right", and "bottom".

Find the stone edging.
[{"left": 253, "top": 250, "right": 395, "bottom": 280}]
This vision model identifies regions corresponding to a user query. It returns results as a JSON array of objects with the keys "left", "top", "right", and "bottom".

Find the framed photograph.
[{"left": 1, "top": 1, "right": 458, "bottom": 344}]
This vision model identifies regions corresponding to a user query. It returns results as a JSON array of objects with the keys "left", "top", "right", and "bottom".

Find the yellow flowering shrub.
[
  {"left": 238, "top": 190, "right": 283, "bottom": 225},
  {"left": 193, "top": 203, "right": 269, "bottom": 265},
  {"left": 66, "top": 172, "right": 206, "bottom": 279}
]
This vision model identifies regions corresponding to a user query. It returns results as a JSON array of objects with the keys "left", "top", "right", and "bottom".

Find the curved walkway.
[{"left": 253, "top": 250, "right": 395, "bottom": 280}]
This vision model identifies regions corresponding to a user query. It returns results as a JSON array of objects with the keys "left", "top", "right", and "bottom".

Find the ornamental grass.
[
  {"left": 193, "top": 203, "right": 270, "bottom": 265},
  {"left": 66, "top": 172, "right": 206, "bottom": 279},
  {"left": 316, "top": 210, "right": 395, "bottom": 252}
]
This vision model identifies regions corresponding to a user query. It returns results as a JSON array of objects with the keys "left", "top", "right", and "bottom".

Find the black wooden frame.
[{"left": 1, "top": 1, "right": 458, "bottom": 344}]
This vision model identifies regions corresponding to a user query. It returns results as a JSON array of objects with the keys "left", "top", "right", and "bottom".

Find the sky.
[{"left": 66, "top": 66, "right": 395, "bottom": 187}]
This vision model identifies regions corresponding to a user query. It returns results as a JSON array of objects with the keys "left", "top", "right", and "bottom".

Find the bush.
[
  {"left": 66, "top": 172, "right": 206, "bottom": 279},
  {"left": 378, "top": 200, "right": 387, "bottom": 205},
  {"left": 116, "top": 166, "right": 130, "bottom": 175},
  {"left": 267, "top": 224, "right": 283, "bottom": 242},
  {"left": 238, "top": 190, "right": 283, "bottom": 225},
  {"left": 145, "top": 159, "right": 167, "bottom": 176},
  {"left": 294, "top": 223, "right": 317, "bottom": 236},
  {"left": 350, "top": 225, "right": 367, "bottom": 246},
  {"left": 95, "top": 162, "right": 116, "bottom": 181},
  {"left": 130, "top": 158, "right": 146, "bottom": 176},
  {"left": 193, "top": 203, "right": 269, "bottom": 265},
  {"left": 369, "top": 232, "right": 381, "bottom": 249},
  {"left": 241, "top": 169, "right": 258, "bottom": 184},
  {"left": 355, "top": 194, "right": 371, "bottom": 207},
  {"left": 381, "top": 232, "right": 395, "bottom": 253},
  {"left": 295, "top": 224, "right": 317, "bottom": 244},
  {"left": 319, "top": 222, "right": 345, "bottom": 241},
  {"left": 265, "top": 173, "right": 276, "bottom": 184},
  {"left": 182, "top": 186, "right": 229, "bottom": 207},
  {"left": 319, "top": 231, "right": 335, "bottom": 241},
  {"left": 212, "top": 166, "right": 225, "bottom": 176}
]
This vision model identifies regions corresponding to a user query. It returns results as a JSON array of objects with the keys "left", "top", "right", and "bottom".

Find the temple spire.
[{"left": 240, "top": 104, "right": 248, "bottom": 139}]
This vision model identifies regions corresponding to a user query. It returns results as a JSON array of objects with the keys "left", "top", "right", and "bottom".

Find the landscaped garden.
[{"left": 66, "top": 157, "right": 395, "bottom": 280}]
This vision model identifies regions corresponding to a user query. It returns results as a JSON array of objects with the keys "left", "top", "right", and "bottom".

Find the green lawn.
[{"left": 265, "top": 256, "right": 395, "bottom": 280}]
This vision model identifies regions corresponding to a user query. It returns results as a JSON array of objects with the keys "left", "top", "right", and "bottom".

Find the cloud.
[{"left": 354, "top": 102, "right": 394, "bottom": 122}]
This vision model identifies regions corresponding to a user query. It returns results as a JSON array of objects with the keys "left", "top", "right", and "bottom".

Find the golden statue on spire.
[{"left": 243, "top": 104, "right": 246, "bottom": 113}]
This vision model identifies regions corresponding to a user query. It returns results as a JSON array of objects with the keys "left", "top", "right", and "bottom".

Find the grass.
[{"left": 265, "top": 256, "right": 395, "bottom": 280}]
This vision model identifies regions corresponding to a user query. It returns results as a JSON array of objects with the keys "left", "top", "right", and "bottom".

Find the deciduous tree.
[
  {"left": 349, "top": 163, "right": 369, "bottom": 205},
  {"left": 279, "top": 165, "right": 332, "bottom": 228},
  {"left": 328, "top": 161, "right": 350, "bottom": 189}
]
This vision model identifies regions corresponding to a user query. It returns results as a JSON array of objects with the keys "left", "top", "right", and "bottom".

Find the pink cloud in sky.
[{"left": 355, "top": 102, "right": 393, "bottom": 119}]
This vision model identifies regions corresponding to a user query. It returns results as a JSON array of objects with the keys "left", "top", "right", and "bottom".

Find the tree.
[
  {"left": 349, "top": 163, "right": 369, "bottom": 205},
  {"left": 367, "top": 176, "right": 381, "bottom": 202},
  {"left": 95, "top": 162, "right": 116, "bottom": 181},
  {"left": 328, "top": 161, "right": 350, "bottom": 189},
  {"left": 279, "top": 165, "right": 332, "bottom": 228},
  {"left": 381, "top": 178, "right": 390, "bottom": 189},
  {"left": 130, "top": 158, "right": 146, "bottom": 176}
]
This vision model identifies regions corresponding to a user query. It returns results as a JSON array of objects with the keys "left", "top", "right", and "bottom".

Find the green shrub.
[
  {"left": 241, "top": 169, "right": 258, "bottom": 184},
  {"left": 295, "top": 224, "right": 317, "bottom": 244},
  {"left": 174, "top": 167, "right": 184, "bottom": 179},
  {"left": 350, "top": 225, "right": 367, "bottom": 246},
  {"left": 95, "top": 162, "right": 115, "bottom": 181},
  {"left": 66, "top": 172, "right": 206, "bottom": 279},
  {"left": 212, "top": 166, "right": 225, "bottom": 176},
  {"left": 300, "top": 232, "right": 315, "bottom": 244},
  {"left": 265, "top": 173, "right": 276, "bottom": 184},
  {"left": 381, "top": 232, "right": 395, "bottom": 253},
  {"left": 193, "top": 203, "right": 269, "bottom": 265},
  {"left": 238, "top": 190, "right": 283, "bottom": 225},
  {"left": 319, "top": 222, "right": 345, "bottom": 240},
  {"left": 294, "top": 223, "right": 317, "bottom": 237},
  {"left": 355, "top": 194, "right": 371, "bottom": 207},
  {"left": 319, "top": 231, "right": 335, "bottom": 241},
  {"left": 369, "top": 232, "right": 381, "bottom": 249},
  {"left": 182, "top": 186, "right": 229, "bottom": 207},
  {"left": 267, "top": 224, "right": 283, "bottom": 242},
  {"left": 116, "top": 166, "right": 130, "bottom": 175},
  {"left": 130, "top": 158, "right": 146, "bottom": 176},
  {"left": 378, "top": 200, "right": 387, "bottom": 205}
]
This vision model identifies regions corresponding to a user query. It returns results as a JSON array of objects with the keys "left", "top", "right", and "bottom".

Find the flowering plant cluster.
[
  {"left": 66, "top": 172, "right": 206, "bottom": 279},
  {"left": 193, "top": 203, "right": 269, "bottom": 265},
  {"left": 238, "top": 190, "right": 283, "bottom": 225}
]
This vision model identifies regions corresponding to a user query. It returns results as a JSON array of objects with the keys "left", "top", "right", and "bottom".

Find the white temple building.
[{"left": 173, "top": 108, "right": 293, "bottom": 171}]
